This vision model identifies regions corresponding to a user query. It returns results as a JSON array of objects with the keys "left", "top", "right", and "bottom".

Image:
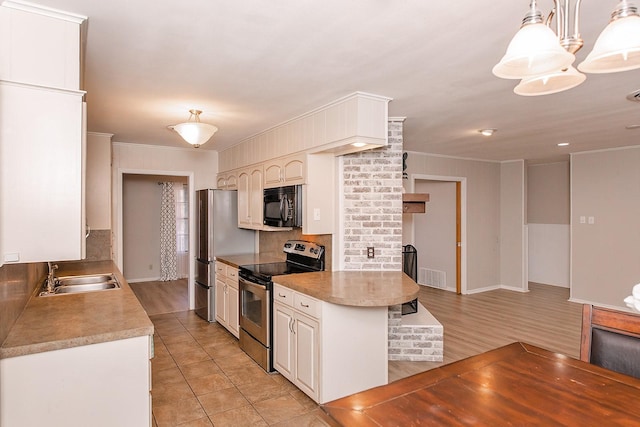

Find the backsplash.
[
  {"left": 259, "top": 230, "right": 332, "bottom": 271},
  {"left": 86, "top": 229, "right": 112, "bottom": 261},
  {"left": 0, "top": 262, "right": 46, "bottom": 344}
]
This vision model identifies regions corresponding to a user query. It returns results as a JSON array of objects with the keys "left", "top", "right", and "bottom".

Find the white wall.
[
  {"left": 527, "top": 161, "right": 570, "bottom": 287},
  {"left": 122, "top": 176, "right": 162, "bottom": 281},
  {"left": 405, "top": 152, "right": 501, "bottom": 293},
  {"left": 571, "top": 146, "right": 640, "bottom": 309},
  {"left": 500, "top": 160, "right": 526, "bottom": 292},
  {"left": 86, "top": 132, "right": 112, "bottom": 230}
]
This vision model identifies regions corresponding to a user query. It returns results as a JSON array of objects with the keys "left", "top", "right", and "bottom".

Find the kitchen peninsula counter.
[
  {"left": 0, "top": 260, "right": 153, "bottom": 359},
  {"left": 273, "top": 270, "right": 419, "bottom": 307}
]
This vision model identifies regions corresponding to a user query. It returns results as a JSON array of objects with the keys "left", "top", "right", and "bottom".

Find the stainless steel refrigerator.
[{"left": 195, "top": 189, "right": 255, "bottom": 321}]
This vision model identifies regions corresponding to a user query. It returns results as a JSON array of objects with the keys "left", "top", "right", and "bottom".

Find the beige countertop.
[
  {"left": 0, "top": 260, "right": 154, "bottom": 359},
  {"left": 273, "top": 271, "right": 419, "bottom": 307},
  {"left": 215, "top": 252, "right": 284, "bottom": 268}
]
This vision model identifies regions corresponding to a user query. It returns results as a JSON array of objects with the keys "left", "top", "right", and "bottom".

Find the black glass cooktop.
[{"left": 240, "top": 262, "right": 315, "bottom": 281}]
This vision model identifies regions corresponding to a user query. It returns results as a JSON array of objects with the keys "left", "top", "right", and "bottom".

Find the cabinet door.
[
  {"left": 282, "top": 155, "right": 305, "bottom": 185},
  {"left": 226, "top": 173, "right": 238, "bottom": 190},
  {"left": 264, "top": 162, "right": 283, "bottom": 188},
  {"left": 214, "top": 278, "right": 227, "bottom": 325},
  {"left": 237, "top": 170, "right": 251, "bottom": 227},
  {"left": 249, "top": 167, "right": 264, "bottom": 226},
  {"left": 216, "top": 174, "right": 227, "bottom": 189},
  {"left": 1, "top": 82, "right": 84, "bottom": 265},
  {"left": 227, "top": 284, "right": 239, "bottom": 338},
  {"left": 273, "top": 303, "right": 295, "bottom": 381},
  {"left": 295, "top": 313, "right": 319, "bottom": 400}
]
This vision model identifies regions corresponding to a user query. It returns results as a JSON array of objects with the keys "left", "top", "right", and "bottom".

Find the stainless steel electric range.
[{"left": 238, "top": 240, "right": 325, "bottom": 372}]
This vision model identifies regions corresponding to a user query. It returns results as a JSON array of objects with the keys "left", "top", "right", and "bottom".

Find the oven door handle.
[{"left": 240, "top": 277, "right": 268, "bottom": 292}]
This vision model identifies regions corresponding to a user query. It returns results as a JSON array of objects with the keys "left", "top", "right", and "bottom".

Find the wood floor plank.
[
  {"left": 129, "top": 279, "right": 188, "bottom": 316},
  {"left": 388, "top": 282, "right": 583, "bottom": 382}
]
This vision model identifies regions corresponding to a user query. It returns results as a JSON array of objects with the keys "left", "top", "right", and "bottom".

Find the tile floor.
[{"left": 150, "top": 310, "right": 336, "bottom": 427}]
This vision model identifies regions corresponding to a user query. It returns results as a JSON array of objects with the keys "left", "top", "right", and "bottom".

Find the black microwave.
[{"left": 263, "top": 185, "right": 302, "bottom": 228}]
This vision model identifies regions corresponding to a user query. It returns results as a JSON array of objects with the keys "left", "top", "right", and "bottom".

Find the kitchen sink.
[{"left": 39, "top": 273, "right": 121, "bottom": 296}]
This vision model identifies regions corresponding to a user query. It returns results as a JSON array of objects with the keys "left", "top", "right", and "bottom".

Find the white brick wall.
[
  {"left": 341, "top": 119, "right": 404, "bottom": 271},
  {"left": 388, "top": 305, "right": 444, "bottom": 362}
]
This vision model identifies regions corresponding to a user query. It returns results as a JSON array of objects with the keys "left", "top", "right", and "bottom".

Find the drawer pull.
[
  {"left": 278, "top": 293, "right": 287, "bottom": 298},
  {"left": 300, "top": 302, "right": 310, "bottom": 308}
]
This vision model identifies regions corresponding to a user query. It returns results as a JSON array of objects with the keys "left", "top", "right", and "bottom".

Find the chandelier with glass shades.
[
  {"left": 493, "top": 0, "right": 640, "bottom": 96},
  {"left": 168, "top": 109, "right": 218, "bottom": 148}
]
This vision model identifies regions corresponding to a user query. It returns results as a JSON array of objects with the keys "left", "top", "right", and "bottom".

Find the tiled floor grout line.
[
  {"left": 173, "top": 312, "right": 272, "bottom": 426},
  {"left": 151, "top": 312, "right": 326, "bottom": 426}
]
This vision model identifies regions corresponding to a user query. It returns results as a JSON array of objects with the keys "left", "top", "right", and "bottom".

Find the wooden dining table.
[{"left": 321, "top": 342, "right": 640, "bottom": 426}]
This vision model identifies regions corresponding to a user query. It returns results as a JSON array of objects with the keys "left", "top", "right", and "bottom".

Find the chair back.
[{"left": 580, "top": 304, "right": 640, "bottom": 379}]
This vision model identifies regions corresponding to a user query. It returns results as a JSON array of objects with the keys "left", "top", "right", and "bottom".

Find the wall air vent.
[{"left": 626, "top": 89, "right": 640, "bottom": 102}]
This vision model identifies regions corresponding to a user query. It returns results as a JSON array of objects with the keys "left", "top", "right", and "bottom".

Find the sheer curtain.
[
  {"left": 159, "top": 182, "right": 178, "bottom": 281},
  {"left": 174, "top": 184, "right": 189, "bottom": 279}
]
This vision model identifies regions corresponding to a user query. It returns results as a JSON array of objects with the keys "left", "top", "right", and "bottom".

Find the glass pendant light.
[
  {"left": 514, "top": 66, "right": 586, "bottom": 96},
  {"left": 578, "top": 2, "right": 640, "bottom": 73},
  {"left": 493, "top": 1, "right": 575, "bottom": 79},
  {"left": 169, "top": 109, "right": 218, "bottom": 148}
]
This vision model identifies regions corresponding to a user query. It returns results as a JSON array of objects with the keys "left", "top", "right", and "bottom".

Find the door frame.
[
  {"left": 115, "top": 168, "right": 196, "bottom": 309},
  {"left": 406, "top": 174, "right": 467, "bottom": 294}
]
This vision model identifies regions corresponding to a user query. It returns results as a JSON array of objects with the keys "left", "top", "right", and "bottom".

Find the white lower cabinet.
[
  {"left": 273, "top": 290, "right": 320, "bottom": 402},
  {"left": 293, "top": 312, "right": 319, "bottom": 398},
  {"left": 0, "top": 335, "right": 152, "bottom": 427},
  {"left": 214, "top": 262, "right": 240, "bottom": 338},
  {"left": 273, "top": 283, "right": 389, "bottom": 404}
]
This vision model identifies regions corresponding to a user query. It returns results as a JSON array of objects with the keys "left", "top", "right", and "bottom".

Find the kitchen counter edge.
[
  {"left": 273, "top": 271, "right": 419, "bottom": 307},
  {"left": 0, "top": 260, "right": 154, "bottom": 359}
]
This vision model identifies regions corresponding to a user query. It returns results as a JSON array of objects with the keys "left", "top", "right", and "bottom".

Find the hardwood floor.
[
  {"left": 388, "top": 282, "right": 584, "bottom": 382},
  {"left": 130, "top": 279, "right": 189, "bottom": 316}
]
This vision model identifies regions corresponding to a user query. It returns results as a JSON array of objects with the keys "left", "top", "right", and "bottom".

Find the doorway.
[
  {"left": 116, "top": 169, "right": 196, "bottom": 310},
  {"left": 404, "top": 174, "right": 466, "bottom": 294}
]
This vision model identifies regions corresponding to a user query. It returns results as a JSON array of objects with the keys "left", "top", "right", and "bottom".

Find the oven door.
[{"left": 239, "top": 277, "right": 270, "bottom": 346}]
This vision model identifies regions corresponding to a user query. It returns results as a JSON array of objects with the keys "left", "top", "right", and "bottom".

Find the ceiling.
[{"left": 27, "top": 0, "right": 640, "bottom": 162}]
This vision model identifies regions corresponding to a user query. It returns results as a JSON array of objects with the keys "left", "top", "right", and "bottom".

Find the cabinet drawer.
[
  {"left": 294, "top": 293, "right": 320, "bottom": 319},
  {"left": 274, "top": 284, "right": 294, "bottom": 307},
  {"left": 215, "top": 262, "right": 226, "bottom": 277},
  {"left": 226, "top": 267, "right": 239, "bottom": 283}
]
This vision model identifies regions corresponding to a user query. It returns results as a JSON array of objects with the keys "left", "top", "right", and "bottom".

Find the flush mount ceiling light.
[
  {"left": 493, "top": 0, "right": 640, "bottom": 96},
  {"left": 168, "top": 109, "right": 218, "bottom": 148},
  {"left": 478, "top": 128, "right": 497, "bottom": 136},
  {"left": 557, "top": 142, "right": 571, "bottom": 146}
]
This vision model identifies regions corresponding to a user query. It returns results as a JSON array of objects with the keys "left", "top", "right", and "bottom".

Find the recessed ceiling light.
[
  {"left": 478, "top": 128, "right": 497, "bottom": 136},
  {"left": 557, "top": 142, "right": 570, "bottom": 146}
]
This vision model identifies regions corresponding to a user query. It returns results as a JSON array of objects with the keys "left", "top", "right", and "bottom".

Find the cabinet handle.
[
  {"left": 300, "top": 302, "right": 310, "bottom": 308},
  {"left": 290, "top": 318, "right": 295, "bottom": 334},
  {"left": 278, "top": 293, "right": 287, "bottom": 298}
]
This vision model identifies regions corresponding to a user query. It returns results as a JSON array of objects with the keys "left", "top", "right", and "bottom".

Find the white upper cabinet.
[
  {"left": 216, "top": 171, "right": 238, "bottom": 190},
  {"left": 237, "top": 165, "right": 267, "bottom": 230},
  {"left": 0, "top": 1, "right": 86, "bottom": 90},
  {"left": 217, "top": 92, "right": 391, "bottom": 173},
  {"left": 263, "top": 153, "right": 306, "bottom": 189},
  {"left": 0, "top": 82, "right": 85, "bottom": 264},
  {"left": 0, "top": 2, "right": 87, "bottom": 265}
]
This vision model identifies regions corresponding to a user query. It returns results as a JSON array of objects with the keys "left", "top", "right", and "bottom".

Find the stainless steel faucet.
[{"left": 46, "top": 262, "right": 58, "bottom": 293}]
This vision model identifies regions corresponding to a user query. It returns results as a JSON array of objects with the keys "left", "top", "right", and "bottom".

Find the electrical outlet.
[
  {"left": 149, "top": 264, "right": 153, "bottom": 270},
  {"left": 367, "top": 247, "right": 375, "bottom": 258}
]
